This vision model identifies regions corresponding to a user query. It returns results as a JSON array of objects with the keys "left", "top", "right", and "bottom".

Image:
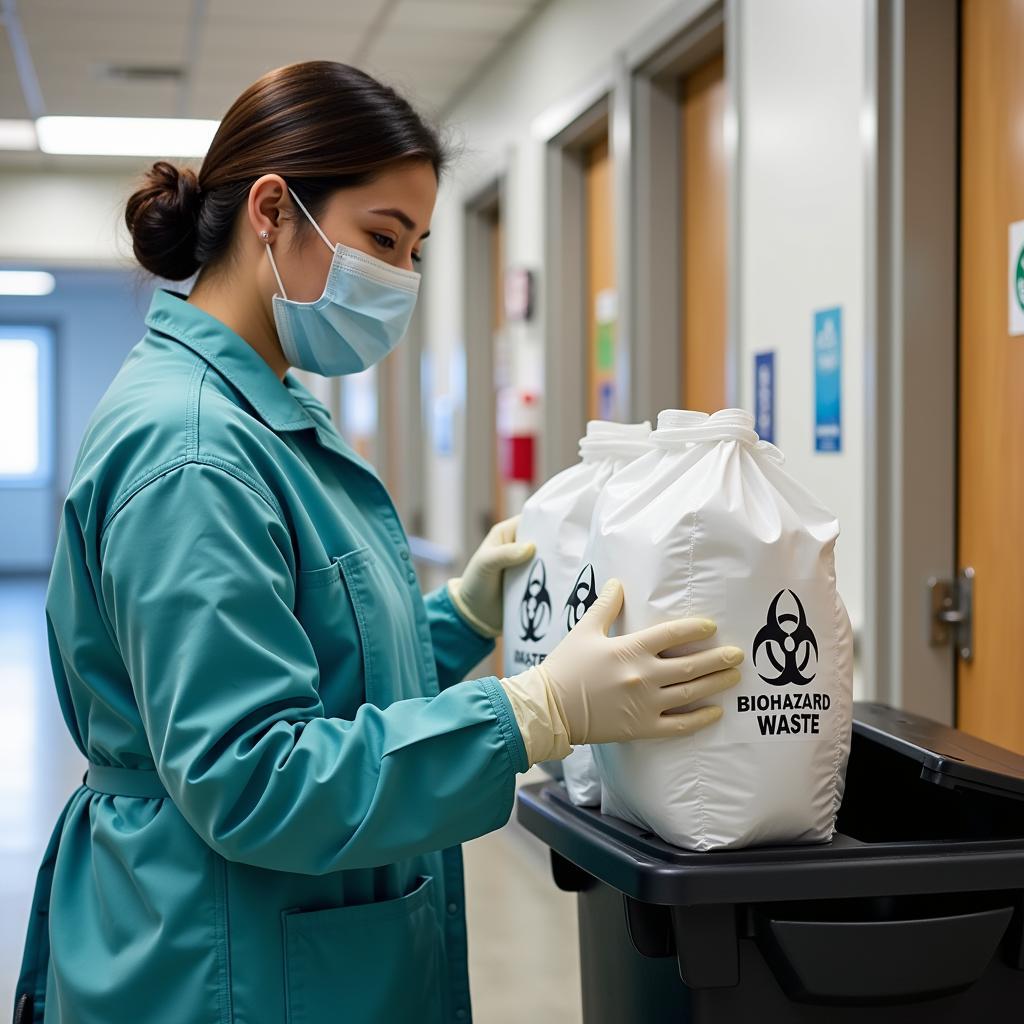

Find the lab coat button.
[
  {"left": 455, "top": 1011, "right": 467, "bottom": 1021},
  {"left": 447, "top": 901, "right": 458, "bottom": 914},
  {"left": 400, "top": 549, "right": 410, "bottom": 561},
  {"left": 407, "top": 571, "right": 416, "bottom": 584}
]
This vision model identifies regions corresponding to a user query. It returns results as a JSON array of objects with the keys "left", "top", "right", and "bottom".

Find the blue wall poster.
[
  {"left": 813, "top": 307, "right": 842, "bottom": 453},
  {"left": 754, "top": 351, "right": 775, "bottom": 444}
]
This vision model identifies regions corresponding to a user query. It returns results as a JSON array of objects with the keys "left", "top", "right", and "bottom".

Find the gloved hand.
[
  {"left": 448, "top": 515, "right": 535, "bottom": 638},
  {"left": 501, "top": 578, "right": 743, "bottom": 764}
]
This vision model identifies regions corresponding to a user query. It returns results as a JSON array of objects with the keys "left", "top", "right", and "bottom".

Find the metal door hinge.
[{"left": 928, "top": 567, "right": 974, "bottom": 662}]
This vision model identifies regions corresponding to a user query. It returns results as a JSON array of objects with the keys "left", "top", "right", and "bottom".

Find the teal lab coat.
[{"left": 16, "top": 289, "right": 528, "bottom": 1024}]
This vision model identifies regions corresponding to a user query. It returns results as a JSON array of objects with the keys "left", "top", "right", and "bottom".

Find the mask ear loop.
[
  {"left": 265, "top": 243, "right": 288, "bottom": 301},
  {"left": 264, "top": 183, "right": 335, "bottom": 300},
  {"left": 287, "top": 187, "right": 335, "bottom": 252}
]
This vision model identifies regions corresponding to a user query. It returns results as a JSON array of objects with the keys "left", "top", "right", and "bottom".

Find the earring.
[{"left": 259, "top": 230, "right": 270, "bottom": 242}]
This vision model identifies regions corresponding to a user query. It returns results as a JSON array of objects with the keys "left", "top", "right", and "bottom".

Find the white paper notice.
[{"left": 1009, "top": 220, "right": 1024, "bottom": 337}]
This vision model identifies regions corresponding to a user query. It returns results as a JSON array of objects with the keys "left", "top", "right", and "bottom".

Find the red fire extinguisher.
[{"left": 497, "top": 389, "right": 540, "bottom": 483}]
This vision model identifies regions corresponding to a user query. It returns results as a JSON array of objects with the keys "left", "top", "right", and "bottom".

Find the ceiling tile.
[
  {"left": 27, "top": 0, "right": 185, "bottom": 16},
  {"left": 206, "top": 0, "right": 386, "bottom": 27},
  {"left": 194, "top": 22, "right": 362, "bottom": 69},
  {"left": 367, "top": 57, "right": 478, "bottom": 89},
  {"left": 365, "top": 65, "right": 478, "bottom": 119},
  {"left": 364, "top": 28, "right": 505, "bottom": 65},
  {"left": 405, "top": 88, "right": 448, "bottom": 118},
  {"left": 400, "top": 0, "right": 537, "bottom": 7},
  {"left": 0, "top": 34, "right": 32, "bottom": 118},
  {"left": 37, "top": 81, "right": 184, "bottom": 118},
  {"left": 186, "top": 85, "right": 249, "bottom": 121},
  {"left": 388, "top": 0, "right": 533, "bottom": 34},
  {"left": 2, "top": 0, "right": 549, "bottom": 129},
  {"left": 21, "top": 17, "right": 189, "bottom": 56},
  {"left": 21, "top": 7, "right": 189, "bottom": 117}
]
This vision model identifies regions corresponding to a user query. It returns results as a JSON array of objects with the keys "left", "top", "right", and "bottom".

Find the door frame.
[
  {"left": 378, "top": 300, "right": 426, "bottom": 535},
  {"left": 462, "top": 170, "right": 509, "bottom": 559},
  {"left": 534, "top": 0, "right": 735, "bottom": 468},
  {"left": 624, "top": 0, "right": 737, "bottom": 422},
  {"left": 865, "top": 0, "right": 959, "bottom": 721},
  {"left": 536, "top": 80, "right": 613, "bottom": 481}
]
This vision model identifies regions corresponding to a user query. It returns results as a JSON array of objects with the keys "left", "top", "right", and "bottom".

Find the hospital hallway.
[
  {"left": 0, "top": 576, "right": 582, "bottom": 1023},
  {"left": 6, "top": 0, "right": 1024, "bottom": 1019}
]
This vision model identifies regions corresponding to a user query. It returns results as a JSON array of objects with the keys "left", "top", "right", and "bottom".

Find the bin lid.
[
  {"left": 517, "top": 704, "right": 1024, "bottom": 907},
  {"left": 854, "top": 702, "right": 1024, "bottom": 802}
]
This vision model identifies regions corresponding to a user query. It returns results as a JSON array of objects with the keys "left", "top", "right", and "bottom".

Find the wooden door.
[
  {"left": 680, "top": 53, "right": 727, "bottom": 413},
  {"left": 584, "top": 135, "right": 615, "bottom": 421},
  {"left": 958, "top": 0, "right": 1024, "bottom": 753}
]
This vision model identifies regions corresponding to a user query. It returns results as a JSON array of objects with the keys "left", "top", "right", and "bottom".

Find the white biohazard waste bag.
[
  {"left": 587, "top": 408, "right": 854, "bottom": 850},
  {"left": 502, "top": 420, "right": 652, "bottom": 803},
  {"left": 558, "top": 412, "right": 708, "bottom": 804}
]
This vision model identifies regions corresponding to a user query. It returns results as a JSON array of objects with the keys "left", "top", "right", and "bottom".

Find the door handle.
[{"left": 927, "top": 567, "right": 974, "bottom": 661}]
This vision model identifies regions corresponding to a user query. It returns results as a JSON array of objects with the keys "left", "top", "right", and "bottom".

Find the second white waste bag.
[
  {"left": 560, "top": 411, "right": 709, "bottom": 804},
  {"left": 588, "top": 408, "right": 854, "bottom": 850},
  {"left": 502, "top": 420, "right": 652, "bottom": 802}
]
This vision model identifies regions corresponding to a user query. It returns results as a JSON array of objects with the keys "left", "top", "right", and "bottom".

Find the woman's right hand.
[{"left": 501, "top": 578, "right": 743, "bottom": 760}]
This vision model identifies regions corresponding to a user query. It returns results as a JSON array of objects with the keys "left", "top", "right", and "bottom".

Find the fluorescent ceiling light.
[
  {"left": 0, "top": 271, "right": 56, "bottom": 296},
  {"left": 36, "top": 116, "right": 219, "bottom": 157},
  {"left": 0, "top": 119, "right": 38, "bottom": 151}
]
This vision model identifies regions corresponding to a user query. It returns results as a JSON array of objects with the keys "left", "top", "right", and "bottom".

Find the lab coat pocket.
[
  {"left": 281, "top": 875, "right": 445, "bottom": 1024},
  {"left": 337, "top": 546, "right": 424, "bottom": 708},
  {"left": 295, "top": 550, "right": 368, "bottom": 719}
]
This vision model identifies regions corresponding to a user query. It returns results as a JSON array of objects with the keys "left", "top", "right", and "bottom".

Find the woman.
[{"left": 15, "top": 62, "right": 743, "bottom": 1024}]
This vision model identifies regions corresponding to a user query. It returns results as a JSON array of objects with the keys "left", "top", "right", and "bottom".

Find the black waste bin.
[{"left": 516, "top": 702, "right": 1024, "bottom": 1023}]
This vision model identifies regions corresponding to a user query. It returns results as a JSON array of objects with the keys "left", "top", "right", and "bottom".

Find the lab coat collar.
[
  {"left": 284, "top": 374, "right": 384, "bottom": 481},
  {"left": 144, "top": 289, "right": 316, "bottom": 433}
]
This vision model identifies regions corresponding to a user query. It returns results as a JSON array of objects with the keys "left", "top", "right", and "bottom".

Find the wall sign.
[
  {"left": 754, "top": 351, "right": 775, "bottom": 444},
  {"left": 504, "top": 267, "right": 534, "bottom": 323},
  {"left": 1010, "top": 220, "right": 1024, "bottom": 337},
  {"left": 593, "top": 288, "right": 617, "bottom": 419},
  {"left": 432, "top": 395, "right": 454, "bottom": 456},
  {"left": 813, "top": 307, "right": 842, "bottom": 453}
]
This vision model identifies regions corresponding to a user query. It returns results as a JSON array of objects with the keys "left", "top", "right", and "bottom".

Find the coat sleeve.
[
  {"left": 99, "top": 460, "right": 527, "bottom": 875},
  {"left": 422, "top": 585, "right": 496, "bottom": 689}
]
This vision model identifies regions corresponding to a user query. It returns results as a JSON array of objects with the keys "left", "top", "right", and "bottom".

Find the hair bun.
[{"left": 125, "top": 161, "right": 201, "bottom": 280}]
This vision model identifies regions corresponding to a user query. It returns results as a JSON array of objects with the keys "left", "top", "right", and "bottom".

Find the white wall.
[
  {"left": 736, "top": 0, "right": 868, "bottom": 649},
  {"left": 0, "top": 171, "right": 135, "bottom": 266},
  {"left": 0, "top": 270, "right": 150, "bottom": 571},
  {"left": 421, "top": 0, "right": 682, "bottom": 560},
  {"left": 0, "top": 166, "right": 173, "bottom": 573},
  {"left": 0, "top": 0, "right": 875, "bottom": 658},
  {"left": 428, "top": 0, "right": 871, "bottom": 668}
]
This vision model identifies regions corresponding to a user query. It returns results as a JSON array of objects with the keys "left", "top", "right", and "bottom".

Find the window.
[{"left": 0, "top": 325, "right": 54, "bottom": 485}]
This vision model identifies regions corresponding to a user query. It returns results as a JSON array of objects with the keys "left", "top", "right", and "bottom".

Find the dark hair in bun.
[
  {"left": 125, "top": 161, "right": 201, "bottom": 280},
  {"left": 124, "top": 61, "right": 448, "bottom": 282}
]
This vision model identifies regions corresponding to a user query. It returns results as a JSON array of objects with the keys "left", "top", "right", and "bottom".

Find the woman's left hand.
[{"left": 447, "top": 516, "right": 535, "bottom": 638}]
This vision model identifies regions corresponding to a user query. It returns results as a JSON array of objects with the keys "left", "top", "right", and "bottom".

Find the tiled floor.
[
  {"left": 0, "top": 575, "right": 582, "bottom": 1022},
  {"left": 464, "top": 771, "right": 582, "bottom": 1023},
  {"left": 1, "top": 576, "right": 85, "bottom": 1017}
]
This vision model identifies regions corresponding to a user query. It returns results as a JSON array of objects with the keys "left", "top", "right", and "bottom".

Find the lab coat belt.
[
  {"left": 84, "top": 764, "right": 169, "bottom": 799},
  {"left": 14, "top": 765, "right": 168, "bottom": 1019}
]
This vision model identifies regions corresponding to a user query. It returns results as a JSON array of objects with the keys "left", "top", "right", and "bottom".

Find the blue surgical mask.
[{"left": 265, "top": 187, "right": 421, "bottom": 376}]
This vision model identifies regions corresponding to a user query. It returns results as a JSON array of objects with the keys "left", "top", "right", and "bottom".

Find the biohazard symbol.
[
  {"left": 564, "top": 563, "right": 598, "bottom": 632},
  {"left": 752, "top": 589, "right": 818, "bottom": 686},
  {"left": 519, "top": 558, "right": 552, "bottom": 642}
]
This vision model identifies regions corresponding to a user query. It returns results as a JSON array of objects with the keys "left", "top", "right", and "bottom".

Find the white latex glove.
[
  {"left": 448, "top": 515, "right": 535, "bottom": 638},
  {"left": 501, "top": 578, "right": 743, "bottom": 764}
]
